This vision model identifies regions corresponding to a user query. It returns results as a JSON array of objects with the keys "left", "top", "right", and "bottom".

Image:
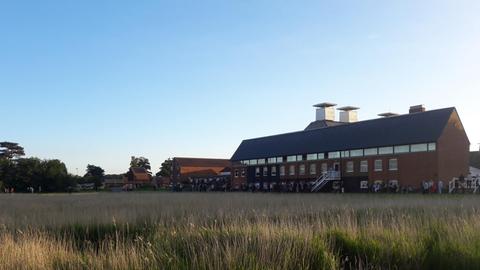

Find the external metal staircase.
[
  {"left": 311, "top": 171, "right": 340, "bottom": 192},
  {"left": 449, "top": 176, "right": 480, "bottom": 194}
]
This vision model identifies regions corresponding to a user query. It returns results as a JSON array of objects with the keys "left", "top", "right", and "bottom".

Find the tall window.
[
  {"left": 234, "top": 170, "right": 239, "bottom": 178},
  {"left": 263, "top": 167, "right": 268, "bottom": 176},
  {"left": 255, "top": 167, "right": 260, "bottom": 177},
  {"left": 360, "top": 160, "right": 368, "bottom": 173},
  {"left": 374, "top": 160, "right": 383, "bottom": 172},
  {"left": 321, "top": 163, "right": 328, "bottom": 172},
  {"left": 299, "top": 164, "right": 306, "bottom": 175},
  {"left": 280, "top": 166, "right": 285, "bottom": 176},
  {"left": 241, "top": 169, "right": 246, "bottom": 177},
  {"left": 271, "top": 166, "right": 277, "bottom": 176},
  {"left": 389, "top": 159, "right": 398, "bottom": 171},
  {"left": 346, "top": 161, "right": 354, "bottom": 173},
  {"left": 310, "top": 164, "right": 317, "bottom": 175},
  {"left": 289, "top": 165, "right": 296, "bottom": 176}
]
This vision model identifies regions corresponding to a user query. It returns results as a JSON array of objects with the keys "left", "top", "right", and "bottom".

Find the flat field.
[{"left": 1, "top": 192, "right": 480, "bottom": 269}]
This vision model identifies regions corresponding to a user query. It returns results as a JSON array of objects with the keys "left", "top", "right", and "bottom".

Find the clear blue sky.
[{"left": 1, "top": 0, "right": 479, "bottom": 175}]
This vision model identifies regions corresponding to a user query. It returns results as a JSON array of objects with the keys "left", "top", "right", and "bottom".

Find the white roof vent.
[
  {"left": 313, "top": 102, "right": 336, "bottom": 121},
  {"left": 337, "top": 106, "right": 359, "bottom": 123}
]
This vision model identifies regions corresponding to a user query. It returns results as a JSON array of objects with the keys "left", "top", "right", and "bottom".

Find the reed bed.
[{"left": 0, "top": 192, "right": 479, "bottom": 269}]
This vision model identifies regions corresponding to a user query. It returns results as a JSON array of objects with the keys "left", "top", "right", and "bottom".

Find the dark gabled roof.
[
  {"left": 231, "top": 107, "right": 455, "bottom": 161},
  {"left": 174, "top": 157, "right": 231, "bottom": 167},
  {"left": 304, "top": 120, "right": 346, "bottom": 131}
]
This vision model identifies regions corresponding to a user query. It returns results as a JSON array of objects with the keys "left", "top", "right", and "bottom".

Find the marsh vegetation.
[{"left": 1, "top": 192, "right": 479, "bottom": 269}]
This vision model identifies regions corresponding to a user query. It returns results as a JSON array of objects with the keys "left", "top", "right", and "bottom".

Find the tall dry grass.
[{"left": 0, "top": 193, "right": 480, "bottom": 269}]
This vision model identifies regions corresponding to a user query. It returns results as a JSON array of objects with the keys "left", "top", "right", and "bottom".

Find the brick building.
[
  {"left": 171, "top": 157, "right": 231, "bottom": 186},
  {"left": 230, "top": 104, "right": 469, "bottom": 192}
]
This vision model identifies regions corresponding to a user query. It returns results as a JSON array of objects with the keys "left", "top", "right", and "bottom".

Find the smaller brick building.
[{"left": 171, "top": 157, "right": 231, "bottom": 185}]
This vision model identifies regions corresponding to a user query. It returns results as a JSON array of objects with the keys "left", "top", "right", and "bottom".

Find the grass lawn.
[{"left": 0, "top": 192, "right": 479, "bottom": 269}]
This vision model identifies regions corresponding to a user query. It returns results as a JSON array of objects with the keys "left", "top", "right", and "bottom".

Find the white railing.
[
  {"left": 311, "top": 171, "right": 340, "bottom": 192},
  {"left": 449, "top": 176, "right": 480, "bottom": 194}
]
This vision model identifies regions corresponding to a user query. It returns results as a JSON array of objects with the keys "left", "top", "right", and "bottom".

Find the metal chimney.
[
  {"left": 313, "top": 103, "right": 336, "bottom": 121},
  {"left": 337, "top": 106, "right": 359, "bottom": 123}
]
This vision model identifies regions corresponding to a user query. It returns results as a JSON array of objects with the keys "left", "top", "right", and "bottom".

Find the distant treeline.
[{"left": 0, "top": 157, "right": 82, "bottom": 192}]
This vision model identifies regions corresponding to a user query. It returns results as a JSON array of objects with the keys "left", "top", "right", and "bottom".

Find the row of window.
[
  {"left": 234, "top": 159, "right": 398, "bottom": 178},
  {"left": 240, "top": 142, "right": 435, "bottom": 166}
]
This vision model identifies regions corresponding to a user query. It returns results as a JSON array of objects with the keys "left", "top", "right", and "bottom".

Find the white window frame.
[
  {"left": 280, "top": 166, "right": 285, "bottom": 176},
  {"left": 271, "top": 166, "right": 277, "bottom": 176},
  {"left": 299, "top": 164, "right": 306, "bottom": 175},
  {"left": 374, "top": 159, "right": 383, "bottom": 172},
  {"left": 346, "top": 161, "right": 354, "bottom": 173},
  {"left": 289, "top": 165, "right": 296, "bottom": 176},
  {"left": 309, "top": 164, "right": 317, "bottom": 175},
  {"left": 389, "top": 158, "right": 398, "bottom": 171},
  {"left": 360, "top": 160, "right": 368, "bottom": 173}
]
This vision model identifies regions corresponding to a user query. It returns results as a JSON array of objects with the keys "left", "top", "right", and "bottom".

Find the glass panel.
[
  {"left": 289, "top": 165, "right": 295, "bottom": 175},
  {"left": 346, "top": 161, "right": 354, "bottom": 173},
  {"left": 267, "top": 157, "right": 276, "bottom": 164},
  {"left": 249, "top": 159, "right": 258, "bottom": 165},
  {"left": 389, "top": 159, "right": 398, "bottom": 171},
  {"left": 379, "top": 146, "right": 393, "bottom": 155},
  {"left": 271, "top": 166, "right": 277, "bottom": 176},
  {"left": 310, "top": 164, "right": 317, "bottom": 175},
  {"left": 299, "top": 164, "right": 305, "bottom": 175},
  {"left": 394, "top": 145, "right": 410, "bottom": 154},
  {"left": 374, "top": 160, "right": 383, "bottom": 171},
  {"left": 280, "top": 166, "right": 285, "bottom": 176},
  {"left": 287, "top": 156, "right": 297, "bottom": 162},
  {"left": 257, "top": 159, "right": 266, "bottom": 165},
  {"left": 341, "top": 151, "right": 350, "bottom": 158},
  {"left": 364, "top": 148, "right": 378, "bottom": 156},
  {"left": 296, "top": 155, "right": 303, "bottom": 161},
  {"left": 411, "top": 143, "right": 428, "bottom": 152},
  {"left": 350, "top": 149, "right": 364, "bottom": 157},
  {"left": 328, "top": 151, "right": 341, "bottom": 159},
  {"left": 307, "top": 153, "right": 318, "bottom": 160},
  {"left": 318, "top": 153, "right": 325, "bottom": 160},
  {"left": 428, "top": 143, "right": 436, "bottom": 151},
  {"left": 360, "top": 160, "right": 368, "bottom": 172},
  {"left": 276, "top": 157, "right": 284, "bottom": 163}
]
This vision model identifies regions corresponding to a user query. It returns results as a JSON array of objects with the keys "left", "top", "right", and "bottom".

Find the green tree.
[
  {"left": 130, "top": 156, "right": 151, "bottom": 172},
  {"left": 84, "top": 164, "right": 105, "bottom": 190},
  {"left": 0, "top": 142, "right": 25, "bottom": 159},
  {"left": 156, "top": 158, "right": 172, "bottom": 177}
]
